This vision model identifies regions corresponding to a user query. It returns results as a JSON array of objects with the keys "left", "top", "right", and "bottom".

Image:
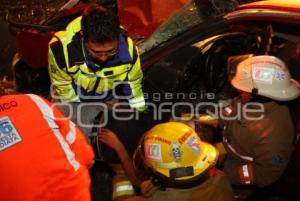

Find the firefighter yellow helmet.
[
  {"left": 134, "top": 122, "right": 218, "bottom": 187},
  {"left": 231, "top": 55, "right": 300, "bottom": 101}
]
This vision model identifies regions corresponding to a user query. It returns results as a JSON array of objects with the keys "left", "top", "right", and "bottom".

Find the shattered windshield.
[{"left": 139, "top": 0, "right": 238, "bottom": 54}]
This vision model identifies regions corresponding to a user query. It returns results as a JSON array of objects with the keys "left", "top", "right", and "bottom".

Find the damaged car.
[{"left": 7, "top": 0, "right": 300, "bottom": 200}]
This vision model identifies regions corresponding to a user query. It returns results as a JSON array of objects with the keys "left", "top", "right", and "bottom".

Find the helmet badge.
[{"left": 171, "top": 142, "right": 182, "bottom": 161}]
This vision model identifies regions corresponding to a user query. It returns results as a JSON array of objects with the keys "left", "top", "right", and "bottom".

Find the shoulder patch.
[
  {"left": 0, "top": 116, "right": 22, "bottom": 151},
  {"left": 50, "top": 40, "right": 67, "bottom": 69}
]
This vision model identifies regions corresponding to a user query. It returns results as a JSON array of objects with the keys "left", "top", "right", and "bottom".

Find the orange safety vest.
[{"left": 0, "top": 94, "right": 94, "bottom": 201}]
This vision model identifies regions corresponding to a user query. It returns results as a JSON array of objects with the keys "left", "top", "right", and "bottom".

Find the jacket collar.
[{"left": 107, "top": 34, "right": 132, "bottom": 65}]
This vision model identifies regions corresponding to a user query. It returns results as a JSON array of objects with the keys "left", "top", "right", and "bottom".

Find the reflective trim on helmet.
[
  {"left": 27, "top": 94, "right": 80, "bottom": 171},
  {"left": 169, "top": 166, "right": 194, "bottom": 179},
  {"left": 112, "top": 181, "right": 135, "bottom": 199}
]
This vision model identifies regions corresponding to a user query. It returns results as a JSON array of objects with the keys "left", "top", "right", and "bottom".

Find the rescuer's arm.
[
  {"left": 250, "top": 133, "right": 293, "bottom": 187},
  {"left": 224, "top": 130, "right": 293, "bottom": 187},
  {"left": 99, "top": 128, "right": 141, "bottom": 187},
  {"left": 126, "top": 44, "right": 146, "bottom": 111}
]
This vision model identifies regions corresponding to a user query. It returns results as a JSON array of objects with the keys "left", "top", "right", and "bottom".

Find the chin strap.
[{"left": 251, "top": 88, "right": 258, "bottom": 95}]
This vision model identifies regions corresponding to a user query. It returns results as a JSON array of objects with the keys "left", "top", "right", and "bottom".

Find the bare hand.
[{"left": 98, "top": 128, "right": 124, "bottom": 152}]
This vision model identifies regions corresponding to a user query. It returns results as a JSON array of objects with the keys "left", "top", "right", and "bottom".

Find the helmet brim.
[
  {"left": 259, "top": 82, "right": 300, "bottom": 101},
  {"left": 154, "top": 141, "right": 218, "bottom": 181}
]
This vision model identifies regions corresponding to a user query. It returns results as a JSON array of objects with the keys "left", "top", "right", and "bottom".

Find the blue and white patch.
[
  {"left": 275, "top": 71, "right": 285, "bottom": 81},
  {"left": 0, "top": 116, "right": 22, "bottom": 151},
  {"left": 252, "top": 67, "right": 274, "bottom": 84},
  {"left": 186, "top": 136, "right": 201, "bottom": 154}
]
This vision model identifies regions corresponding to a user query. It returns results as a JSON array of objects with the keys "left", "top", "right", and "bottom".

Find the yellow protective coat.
[{"left": 48, "top": 17, "right": 145, "bottom": 110}]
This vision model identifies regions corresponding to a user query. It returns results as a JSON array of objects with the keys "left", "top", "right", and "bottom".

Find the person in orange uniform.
[{"left": 0, "top": 92, "right": 94, "bottom": 201}]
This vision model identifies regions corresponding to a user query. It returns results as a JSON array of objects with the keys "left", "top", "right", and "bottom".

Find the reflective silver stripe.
[
  {"left": 66, "top": 121, "right": 76, "bottom": 144},
  {"left": 224, "top": 107, "right": 232, "bottom": 114},
  {"left": 113, "top": 181, "right": 135, "bottom": 199},
  {"left": 115, "top": 185, "right": 134, "bottom": 193},
  {"left": 27, "top": 94, "right": 80, "bottom": 171},
  {"left": 130, "top": 102, "right": 145, "bottom": 108},
  {"left": 129, "top": 97, "right": 145, "bottom": 104},
  {"left": 223, "top": 136, "right": 254, "bottom": 162},
  {"left": 242, "top": 165, "right": 249, "bottom": 177},
  {"left": 129, "top": 97, "right": 145, "bottom": 108},
  {"left": 242, "top": 165, "right": 251, "bottom": 184}
]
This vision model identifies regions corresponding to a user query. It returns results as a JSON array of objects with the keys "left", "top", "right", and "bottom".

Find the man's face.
[{"left": 85, "top": 39, "right": 118, "bottom": 64}]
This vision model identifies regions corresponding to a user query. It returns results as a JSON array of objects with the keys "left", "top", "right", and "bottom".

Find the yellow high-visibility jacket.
[{"left": 48, "top": 17, "right": 145, "bottom": 110}]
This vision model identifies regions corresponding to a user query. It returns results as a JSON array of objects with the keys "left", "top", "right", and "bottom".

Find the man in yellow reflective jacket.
[{"left": 48, "top": 6, "right": 145, "bottom": 138}]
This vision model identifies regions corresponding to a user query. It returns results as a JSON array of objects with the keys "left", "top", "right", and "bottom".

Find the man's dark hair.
[{"left": 81, "top": 6, "right": 120, "bottom": 43}]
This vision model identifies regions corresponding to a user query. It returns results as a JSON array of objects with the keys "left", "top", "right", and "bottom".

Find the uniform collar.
[{"left": 107, "top": 34, "right": 132, "bottom": 65}]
